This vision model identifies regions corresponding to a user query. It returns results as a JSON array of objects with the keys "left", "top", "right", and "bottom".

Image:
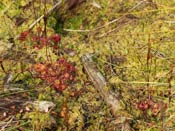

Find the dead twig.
[
  {"left": 81, "top": 54, "right": 132, "bottom": 131},
  {"left": 81, "top": 54, "right": 119, "bottom": 111},
  {"left": 29, "top": 0, "right": 62, "bottom": 30},
  {"left": 0, "top": 116, "right": 14, "bottom": 131}
]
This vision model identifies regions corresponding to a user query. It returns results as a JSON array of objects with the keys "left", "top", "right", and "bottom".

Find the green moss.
[{"left": 67, "top": 16, "right": 83, "bottom": 29}]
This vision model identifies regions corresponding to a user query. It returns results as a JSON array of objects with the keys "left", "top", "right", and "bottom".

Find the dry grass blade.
[{"left": 96, "top": 18, "right": 135, "bottom": 38}]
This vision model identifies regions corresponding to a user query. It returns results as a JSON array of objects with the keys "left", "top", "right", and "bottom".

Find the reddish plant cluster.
[
  {"left": 18, "top": 27, "right": 61, "bottom": 49},
  {"left": 18, "top": 31, "right": 28, "bottom": 41},
  {"left": 137, "top": 99, "right": 167, "bottom": 116},
  {"left": 31, "top": 58, "right": 75, "bottom": 91}
]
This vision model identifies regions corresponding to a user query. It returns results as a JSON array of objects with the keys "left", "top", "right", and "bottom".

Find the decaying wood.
[{"left": 81, "top": 54, "right": 131, "bottom": 131}]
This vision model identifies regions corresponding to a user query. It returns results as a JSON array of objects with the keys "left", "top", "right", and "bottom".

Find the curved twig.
[{"left": 29, "top": 0, "right": 62, "bottom": 30}]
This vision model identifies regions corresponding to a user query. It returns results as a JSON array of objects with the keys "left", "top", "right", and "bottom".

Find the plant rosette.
[{"left": 31, "top": 58, "right": 75, "bottom": 91}]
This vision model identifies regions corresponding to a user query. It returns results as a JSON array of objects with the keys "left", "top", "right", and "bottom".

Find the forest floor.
[{"left": 0, "top": 0, "right": 175, "bottom": 131}]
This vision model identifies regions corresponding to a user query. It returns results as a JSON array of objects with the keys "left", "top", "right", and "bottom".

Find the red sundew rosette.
[
  {"left": 18, "top": 31, "right": 29, "bottom": 41},
  {"left": 32, "top": 58, "right": 75, "bottom": 91}
]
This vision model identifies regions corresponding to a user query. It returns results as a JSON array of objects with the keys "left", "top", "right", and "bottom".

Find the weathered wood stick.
[{"left": 81, "top": 54, "right": 131, "bottom": 131}]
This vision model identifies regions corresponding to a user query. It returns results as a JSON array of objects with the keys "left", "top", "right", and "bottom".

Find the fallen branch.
[{"left": 81, "top": 54, "right": 131, "bottom": 131}]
